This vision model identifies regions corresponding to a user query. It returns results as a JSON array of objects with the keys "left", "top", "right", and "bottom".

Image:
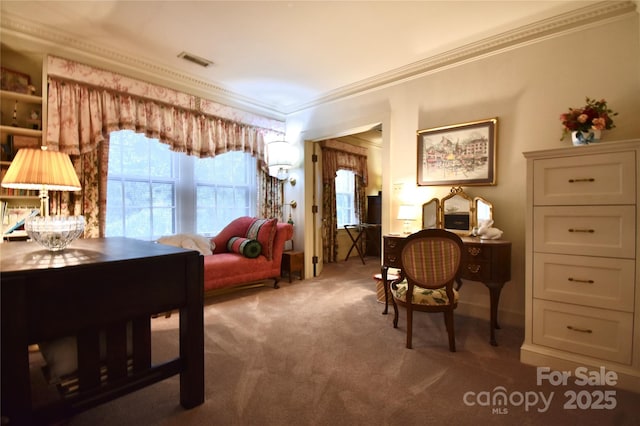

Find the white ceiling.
[{"left": 0, "top": 1, "right": 623, "bottom": 118}]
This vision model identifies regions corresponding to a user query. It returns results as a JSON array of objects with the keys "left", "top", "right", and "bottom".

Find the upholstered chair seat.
[{"left": 390, "top": 281, "right": 459, "bottom": 306}]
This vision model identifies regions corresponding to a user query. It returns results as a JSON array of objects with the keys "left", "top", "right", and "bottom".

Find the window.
[
  {"left": 335, "top": 169, "right": 356, "bottom": 228},
  {"left": 106, "top": 130, "right": 256, "bottom": 240}
]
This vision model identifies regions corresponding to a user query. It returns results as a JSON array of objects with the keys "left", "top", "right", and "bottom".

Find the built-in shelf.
[
  {"left": 0, "top": 90, "right": 42, "bottom": 104},
  {"left": 0, "top": 125, "right": 43, "bottom": 138}
]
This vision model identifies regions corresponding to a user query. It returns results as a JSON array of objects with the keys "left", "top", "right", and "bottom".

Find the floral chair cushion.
[{"left": 390, "top": 280, "right": 459, "bottom": 306}]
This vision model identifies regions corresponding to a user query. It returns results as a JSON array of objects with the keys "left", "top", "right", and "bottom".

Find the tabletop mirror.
[
  {"left": 421, "top": 198, "right": 440, "bottom": 229},
  {"left": 474, "top": 197, "right": 493, "bottom": 227},
  {"left": 421, "top": 187, "right": 493, "bottom": 235},
  {"left": 441, "top": 187, "right": 473, "bottom": 234}
]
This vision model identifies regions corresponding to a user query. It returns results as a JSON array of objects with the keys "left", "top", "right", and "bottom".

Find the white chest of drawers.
[{"left": 521, "top": 139, "right": 640, "bottom": 393}]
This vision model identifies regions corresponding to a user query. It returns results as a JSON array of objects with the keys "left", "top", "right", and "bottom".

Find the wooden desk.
[
  {"left": 382, "top": 234, "right": 511, "bottom": 346},
  {"left": 1, "top": 238, "right": 204, "bottom": 425}
]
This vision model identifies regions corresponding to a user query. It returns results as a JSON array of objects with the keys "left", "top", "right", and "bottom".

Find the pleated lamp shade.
[{"left": 1, "top": 147, "right": 81, "bottom": 191}]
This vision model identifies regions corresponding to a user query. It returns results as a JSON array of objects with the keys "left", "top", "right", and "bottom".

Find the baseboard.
[{"left": 456, "top": 300, "right": 524, "bottom": 329}]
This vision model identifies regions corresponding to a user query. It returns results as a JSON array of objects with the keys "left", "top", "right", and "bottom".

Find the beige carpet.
[{"left": 63, "top": 258, "right": 638, "bottom": 426}]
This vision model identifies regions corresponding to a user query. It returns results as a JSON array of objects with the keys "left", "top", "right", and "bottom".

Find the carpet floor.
[{"left": 61, "top": 258, "right": 639, "bottom": 425}]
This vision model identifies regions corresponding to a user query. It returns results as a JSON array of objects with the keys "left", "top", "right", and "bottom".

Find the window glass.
[
  {"left": 336, "top": 169, "right": 356, "bottom": 228},
  {"left": 195, "top": 151, "right": 256, "bottom": 235},
  {"left": 106, "top": 130, "right": 256, "bottom": 240}
]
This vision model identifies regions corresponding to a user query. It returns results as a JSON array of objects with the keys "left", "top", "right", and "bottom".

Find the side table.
[{"left": 281, "top": 251, "right": 304, "bottom": 282}]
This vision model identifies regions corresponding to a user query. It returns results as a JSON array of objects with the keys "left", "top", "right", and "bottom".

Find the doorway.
[{"left": 307, "top": 124, "right": 383, "bottom": 276}]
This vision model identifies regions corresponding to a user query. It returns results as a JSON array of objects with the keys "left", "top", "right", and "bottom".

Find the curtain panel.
[{"left": 319, "top": 139, "right": 368, "bottom": 263}]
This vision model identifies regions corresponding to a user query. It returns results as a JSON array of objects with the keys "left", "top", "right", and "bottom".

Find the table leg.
[
  {"left": 381, "top": 266, "right": 389, "bottom": 315},
  {"left": 1, "top": 276, "right": 31, "bottom": 424},
  {"left": 179, "top": 256, "right": 205, "bottom": 409},
  {"left": 484, "top": 281, "right": 505, "bottom": 346}
]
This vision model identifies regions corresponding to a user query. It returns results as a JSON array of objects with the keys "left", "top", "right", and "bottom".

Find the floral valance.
[
  {"left": 46, "top": 56, "right": 285, "bottom": 163},
  {"left": 319, "top": 139, "right": 368, "bottom": 185}
]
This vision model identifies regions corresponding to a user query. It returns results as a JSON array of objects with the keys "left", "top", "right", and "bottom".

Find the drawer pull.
[
  {"left": 568, "top": 228, "right": 595, "bottom": 233},
  {"left": 467, "top": 247, "right": 482, "bottom": 256},
  {"left": 568, "top": 278, "right": 594, "bottom": 284},
  {"left": 568, "top": 178, "right": 595, "bottom": 183},
  {"left": 467, "top": 264, "right": 481, "bottom": 273},
  {"left": 388, "top": 255, "right": 397, "bottom": 262},
  {"left": 567, "top": 325, "right": 593, "bottom": 334}
]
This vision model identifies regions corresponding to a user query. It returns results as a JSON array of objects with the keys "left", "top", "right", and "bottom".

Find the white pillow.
[{"left": 157, "top": 233, "right": 214, "bottom": 255}]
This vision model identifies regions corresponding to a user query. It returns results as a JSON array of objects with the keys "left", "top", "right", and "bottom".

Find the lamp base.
[
  {"left": 402, "top": 220, "right": 412, "bottom": 235},
  {"left": 25, "top": 216, "right": 85, "bottom": 251}
]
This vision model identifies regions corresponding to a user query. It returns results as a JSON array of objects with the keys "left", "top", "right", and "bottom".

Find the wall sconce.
[
  {"left": 285, "top": 200, "right": 297, "bottom": 225},
  {"left": 267, "top": 140, "right": 295, "bottom": 181},
  {"left": 1, "top": 147, "right": 85, "bottom": 250},
  {"left": 397, "top": 204, "right": 416, "bottom": 235}
]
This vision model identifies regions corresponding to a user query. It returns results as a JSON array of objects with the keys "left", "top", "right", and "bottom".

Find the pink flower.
[
  {"left": 577, "top": 114, "right": 589, "bottom": 123},
  {"left": 592, "top": 117, "right": 606, "bottom": 130}
]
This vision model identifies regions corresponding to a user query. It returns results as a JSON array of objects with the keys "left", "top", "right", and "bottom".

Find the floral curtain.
[
  {"left": 49, "top": 141, "right": 108, "bottom": 238},
  {"left": 47, "top": 76, "right": 283, "bottom": 237},
  {"left": 257, "top": 168, "right": 284, "bottom": 220},
  {"left": 319, "top": 140, "right": 368, "bottom": 263}
]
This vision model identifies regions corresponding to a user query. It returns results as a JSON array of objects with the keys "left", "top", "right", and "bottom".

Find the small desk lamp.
[
  {"left": 1, "top": 147, "right": 85, "bottom": 250},
  {"left": 397, "top": 204, "right": 416, "bottom": 235}
]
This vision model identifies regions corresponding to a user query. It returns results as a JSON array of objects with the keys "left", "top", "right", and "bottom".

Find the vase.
[{"left": 571, "top": 129, "right": 601, "bottom": 146}]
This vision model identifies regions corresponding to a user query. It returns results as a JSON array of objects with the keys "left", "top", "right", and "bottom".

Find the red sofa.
[{"left": 204, "top": 216, "right": 294, "bottom": 294}]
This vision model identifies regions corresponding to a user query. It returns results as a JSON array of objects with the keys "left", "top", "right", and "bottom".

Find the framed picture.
[
  {"left": 417, "top": 117, "right": 498, "bottom": 186},
  {"left": 0, "top": 67, "right": 31, "bottom": 94},
  {"left": 10, "top": 135, "right": 40, "bottom": 156}
]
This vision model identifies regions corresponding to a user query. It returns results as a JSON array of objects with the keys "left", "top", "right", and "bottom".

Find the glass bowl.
[{"left": 25, "top": 216, "right": 86, "bottom": 251}]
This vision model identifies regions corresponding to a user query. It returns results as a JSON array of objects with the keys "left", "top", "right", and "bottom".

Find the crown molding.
[
  {"left": 284, "top": 0, "right": 637, "bottom": 114},
  {"left": 0, "top": 13, "right": 287, "bottom": 120},
  {"left": 1, "top": 1, "right": 636, "bottom": 117}
]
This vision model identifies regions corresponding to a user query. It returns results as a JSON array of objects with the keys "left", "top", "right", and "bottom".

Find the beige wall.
[{"left": 290, "top": 14, "right": 640, "bottom": 327}]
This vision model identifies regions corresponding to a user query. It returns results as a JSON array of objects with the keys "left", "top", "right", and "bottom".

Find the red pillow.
[{"left": 246, "top": 218, "right": 277, "bottom": 260}]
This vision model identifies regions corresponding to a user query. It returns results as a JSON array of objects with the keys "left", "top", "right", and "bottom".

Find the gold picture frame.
[
  {"left": 417, "top": 117, "right": 498, "bottom": 186},
  {"left": 1, "top": 67, "right": 31, "bottom": 94}
]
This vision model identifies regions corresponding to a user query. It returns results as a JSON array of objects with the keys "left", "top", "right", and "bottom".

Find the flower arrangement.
[{"left": 559, "top": 97, "right": 617, "bottom": 140}]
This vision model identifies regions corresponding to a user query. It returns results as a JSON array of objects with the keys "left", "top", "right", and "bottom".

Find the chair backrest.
[{"left": 400, "top": 229, "right": 464, "bottom": 290}]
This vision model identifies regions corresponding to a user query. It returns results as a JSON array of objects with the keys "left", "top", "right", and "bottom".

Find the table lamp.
[
  {"left": 397, "top": 204, "right": 416, "bottom": 235},
  {"left": 1, "top": 147, "right": 85, "bottom": 250}
]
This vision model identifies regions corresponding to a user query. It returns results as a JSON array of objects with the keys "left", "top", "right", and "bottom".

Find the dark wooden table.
[
  {"left": 1, "top": 237, "right": 204, "bottom": 425},
  {"left": 382, "top": 234, "right": 511, "bottom": 346}
]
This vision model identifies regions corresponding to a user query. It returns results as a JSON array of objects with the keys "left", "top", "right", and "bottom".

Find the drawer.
[
  {"left": 463, "top": 243, "right": 492, "bottom": 261},
  {"left": 533, "top": 151, "right": 636, "bottom": 205},
  {"left": 383, "top": 236, "right": 404, "bottom": 268},
  {"left": 533, "top": 205, "right": 635, "bottom": 258},
  {"left": 532, "top": 299, "right": 633, "bottom": 364},
  {"left": 533, "top": 253, "right": 635, "bottom": 311},
  {"left": 460, "top": 260, "right": 491, "bottom": 282}
]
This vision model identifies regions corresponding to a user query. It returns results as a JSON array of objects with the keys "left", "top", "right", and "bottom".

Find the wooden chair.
[{"left": 389, "top": 229, "right": 464, "bottom": 351}]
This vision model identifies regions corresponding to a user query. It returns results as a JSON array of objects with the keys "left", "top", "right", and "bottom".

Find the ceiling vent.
[{"left": 177, "top": 52, "right": 213, "bottom": 68}]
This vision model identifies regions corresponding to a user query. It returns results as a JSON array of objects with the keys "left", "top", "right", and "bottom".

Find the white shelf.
[
  {"left": 0, "top": 90, "right": 42, "bottom": 104},
  {"left": 0, "top": 125, "right": 42, "bottom": 138}
]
